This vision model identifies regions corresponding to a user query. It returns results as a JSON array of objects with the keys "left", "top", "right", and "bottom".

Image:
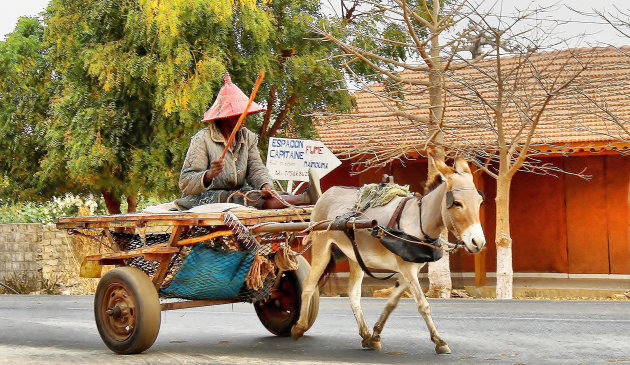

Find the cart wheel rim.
[
  {"left": 256, "top": 272, "right": 300, "bottom": 329},
  {"left": 101, "top": 283, "right": 136, "bottom": 341}
]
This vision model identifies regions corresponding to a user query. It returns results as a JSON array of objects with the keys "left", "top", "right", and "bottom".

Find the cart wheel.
[
  {"left": 94, "top": 267, "right": 161, "bottom": 354},
  {"left": 255, "top": 255, "right": 319, "bottom": 336}
]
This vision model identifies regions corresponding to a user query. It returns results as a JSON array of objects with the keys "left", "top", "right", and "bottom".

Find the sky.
[
  {"left": 1, "top": 0, "right": 629, "bottom": 46},
  {"left": 1, "top": 0, "right": 50, "bottom": 40}
]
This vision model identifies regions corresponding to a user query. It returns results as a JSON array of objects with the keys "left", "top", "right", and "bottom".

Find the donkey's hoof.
[
  {"left": 291, "top": 325, "right": 305, "bottom": 340},
  {"left": 435, "top": 342, "right": 451, "bottom": 354},
  {"left": 361, "top": 335, "right": 382, "bottom": 351}
]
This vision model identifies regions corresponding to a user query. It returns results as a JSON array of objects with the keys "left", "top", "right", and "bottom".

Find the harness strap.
[
  {"left": 347, "top": 227, "right": 396, "bottom": 280},
  {"left": 417, "top": 198, "right": 437, "bottom": 242},
  {"left": 387, "top": 196, "right": 414, "bottom": 229},
  {"left": 335, "top": 213, "right": 395, "bottom": 280}
]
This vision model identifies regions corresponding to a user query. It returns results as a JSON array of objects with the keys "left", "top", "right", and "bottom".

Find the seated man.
[{"left": 175, "top": 73, "right": 319, "bottom": 211}]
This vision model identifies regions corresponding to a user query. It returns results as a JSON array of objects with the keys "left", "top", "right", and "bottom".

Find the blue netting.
[{"left": 160, "top": 245, "right": 254, "bottom": 300}]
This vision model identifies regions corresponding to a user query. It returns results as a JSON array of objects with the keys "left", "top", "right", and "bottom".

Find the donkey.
[{"left": 291, "top": 157, "right": 486, "bottom": 354}]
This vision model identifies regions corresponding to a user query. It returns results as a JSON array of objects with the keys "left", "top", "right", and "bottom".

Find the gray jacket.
[{"left": 179, "top": 123, "right": 273, "bottom": 195}]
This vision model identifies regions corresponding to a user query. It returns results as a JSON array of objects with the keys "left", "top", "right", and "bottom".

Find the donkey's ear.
[
  {"left": 431, "top": 156, "right": 453, "bottom": 178},
  {"left": 454, "top": 156, "right": 472, "bottom": 174}
]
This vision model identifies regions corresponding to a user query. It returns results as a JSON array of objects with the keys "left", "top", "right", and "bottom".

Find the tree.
[
  {"left": 312, "top": 0, "right": 474, "bottom": 298},
  {"left": 573, "top": 6, "right": 630, "bottom": 141},
  {"left": 255, "top": 0, "right": 353, "bottom": 144},
  {"left": 0, "top": 17, "right": 56, "bottom": 202},
  {"left": 313, "top": 1, "right": 626, "bottom": 299},
  {"left": 440, "top": 2, "right": 630, "bottom": 298},
  {"left": 28, "top": 0, "right": 351, "bottom": 214}
]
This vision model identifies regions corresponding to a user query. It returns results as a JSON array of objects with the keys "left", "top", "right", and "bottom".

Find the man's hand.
[
  {"left": 203, "top": 159, "right": 225, "bottom": 185},
  {"left": 261, "top": 183, "right": 274, "bottom": 198}
]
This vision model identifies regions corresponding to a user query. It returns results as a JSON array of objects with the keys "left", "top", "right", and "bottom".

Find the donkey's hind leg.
[
  {"left": 291, "top": 232, "right": 332, "bottom": 340},
  {"left": 365, "top": 279, "right": 409, "bottom": 349},
  {"left": 399, "top": 265, "right": 451, "bottom": 354},
  {"left": 345, "top": 261, "right": 378, "bottom": 350}
]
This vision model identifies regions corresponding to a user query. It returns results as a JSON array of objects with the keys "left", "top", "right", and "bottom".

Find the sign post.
[{"left": 266, "top": 137, "right": 341, "bottom": 183}]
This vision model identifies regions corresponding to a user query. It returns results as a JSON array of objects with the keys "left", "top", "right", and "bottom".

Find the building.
[{"left": 315, "top": 47, "right": 630, "bottom": 277}]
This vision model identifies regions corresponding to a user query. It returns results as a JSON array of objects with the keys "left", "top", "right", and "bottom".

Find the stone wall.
[
  {"left": 0, "top": 224, "right": 42, "bottom": 282},
  {"left": 0, "top": 223, "right": 93, "bottom": 294},
  {"left": 41, "top": 224, "right": 80, "bottom": 286}
]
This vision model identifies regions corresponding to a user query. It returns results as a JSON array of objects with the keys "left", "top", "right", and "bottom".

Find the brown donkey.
[{"left": 291, "top": 157, "right": 486, "bottom": 354}]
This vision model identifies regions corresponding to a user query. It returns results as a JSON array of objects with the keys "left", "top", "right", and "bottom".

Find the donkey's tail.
[{"left": 317, "top": 244, "right": 347, "bottom": 288}]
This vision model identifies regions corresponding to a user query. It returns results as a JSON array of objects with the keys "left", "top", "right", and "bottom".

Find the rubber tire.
[
  {"left": 254, "top": 255, "right": 319, "bottom": 336},
  {"left": 94, "top": 267, "right": 161, "bottom": 354}
]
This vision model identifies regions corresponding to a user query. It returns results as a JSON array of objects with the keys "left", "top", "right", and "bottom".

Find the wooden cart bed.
[{"left": 56, "top": 206, "right": 314, "bottom": 230}]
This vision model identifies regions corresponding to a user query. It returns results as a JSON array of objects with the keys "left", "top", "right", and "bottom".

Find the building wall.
[
  {"left": 605, "top": 155, "right": 630, "bottom": 274},
  {"left": 323, "top": 154, "right": 630, "bottom": 275}
]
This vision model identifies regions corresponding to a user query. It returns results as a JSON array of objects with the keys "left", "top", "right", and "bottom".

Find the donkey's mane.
[{"left": 424, "top": 175, "right": 444, "bottom": 194}]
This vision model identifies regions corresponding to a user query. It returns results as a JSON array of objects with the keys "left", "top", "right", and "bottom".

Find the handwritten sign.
[{"left": 266, "top": 137, "right": 341, "bottom": 182}]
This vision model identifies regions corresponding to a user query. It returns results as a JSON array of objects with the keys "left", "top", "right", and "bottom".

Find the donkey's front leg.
[
  {"left": 366, "top": 279, "right": 409, "bottom": 349},
  {"left": 400, "top": 267, "right": 451, "bottom": 354},
  {"left": 291, "top": 234, "right": 331, "bottom": 340},
  {"left": 347, "top": 261, "right": 378, "bottom": 350}
]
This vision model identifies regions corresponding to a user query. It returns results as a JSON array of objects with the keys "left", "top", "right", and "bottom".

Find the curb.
[
  {"left": 317, "top": 275, "right": 630, "bottom": 299},
  {"left": 464, "top": 286, "right": 630, "bottom": 300}
]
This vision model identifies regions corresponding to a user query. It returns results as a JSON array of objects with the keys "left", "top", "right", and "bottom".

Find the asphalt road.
[{"left": 0, "top": 295, "right": 628, "bottom": 364}]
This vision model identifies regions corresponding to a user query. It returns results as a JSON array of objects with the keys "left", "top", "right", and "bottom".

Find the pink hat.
[{"left": 201, "top": 73, "right": 266, "bottom": 122}]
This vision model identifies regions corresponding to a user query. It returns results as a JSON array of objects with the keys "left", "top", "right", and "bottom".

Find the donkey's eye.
[{"left": 453, "top": 201, "right": 463, "bottom": 208}]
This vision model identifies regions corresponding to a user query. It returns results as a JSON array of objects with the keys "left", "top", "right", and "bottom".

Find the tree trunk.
[
  {"left": 101, "top": 190, "right": 122, "bottom": 215},
  {"left": 425, "top": 1, "right": 451, "bottom": 298},
  {"left": 267, "top": 93, "right": 299, "bottom": 137},
  {"left": 127, "top": 195, "right": 137, "bottom": 213},
  {"left": 495, "top": 175, "right": 513, "bottom": 299},
  {"left": 426, "top": 230, "right": 452, "bottom": 298}
]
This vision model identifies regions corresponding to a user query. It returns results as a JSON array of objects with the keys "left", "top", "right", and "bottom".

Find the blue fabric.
[{"left": 160, "top": 245, "right": 254, "bottom": 300}]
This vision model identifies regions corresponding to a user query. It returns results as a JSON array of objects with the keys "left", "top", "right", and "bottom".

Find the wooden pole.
[
  {"left": 473, "top": 166, "right": 487, "bottom": 287},
  {"left": 220, "top": 69, "right": 265, "bottom": 160}
]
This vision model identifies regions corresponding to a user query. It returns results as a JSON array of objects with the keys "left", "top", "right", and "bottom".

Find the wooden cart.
[{"left": 56, "top": 206, "right": 328, "bottom": 354}]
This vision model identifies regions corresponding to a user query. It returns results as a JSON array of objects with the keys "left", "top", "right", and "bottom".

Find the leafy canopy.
[{"left": 0, "top": 0, "right": 351, "bottom": 210}]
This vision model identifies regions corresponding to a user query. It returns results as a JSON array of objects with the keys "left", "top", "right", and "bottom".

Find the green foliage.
[
  {"left": 0, "top": 194, "right": 107, "bottom": 224},
  {"left": 0, "top": 0, "right": 352, "bottom": 212},
  {"left": 0, "top": 17, "right": 57, "bottom": 201}
]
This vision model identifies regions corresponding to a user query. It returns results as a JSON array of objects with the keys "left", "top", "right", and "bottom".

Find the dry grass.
[{"left": 0, "top": 272, "right": 61, "bottom": 295}]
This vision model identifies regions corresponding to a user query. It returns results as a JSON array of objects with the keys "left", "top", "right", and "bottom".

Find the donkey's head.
[{"left": 432, "top": 157, "right": 486, "bottom": 253}]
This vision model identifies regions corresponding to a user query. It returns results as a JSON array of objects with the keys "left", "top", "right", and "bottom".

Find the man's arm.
[
  {"left": 245, "top": 131, "right": 274, "bottom": 190},
  {"left": 179, "top": 132, "right": 214, "bottom": 195}
]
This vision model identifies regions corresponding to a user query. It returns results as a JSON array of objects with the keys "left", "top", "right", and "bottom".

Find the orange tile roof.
[{"left": 316, "top": 47, "right": 630, "bottom": 159}]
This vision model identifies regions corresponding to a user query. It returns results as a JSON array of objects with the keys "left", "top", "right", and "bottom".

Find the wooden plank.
[
  {"left": 85, "top": 244, "right": 179, "bottom": 261},
  {"left": 152, "top": 225, "right": 186, "bottom": 288},
  {"left": 55, "top": 207, "right": 313, "bottom": 230},
  {"left": 161, "top": 299, "right": 239, "bottom": 311}
]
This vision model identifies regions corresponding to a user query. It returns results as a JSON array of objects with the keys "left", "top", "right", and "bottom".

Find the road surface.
[{"left": 0, "top": 295, "right": 628, "bottom": 364}]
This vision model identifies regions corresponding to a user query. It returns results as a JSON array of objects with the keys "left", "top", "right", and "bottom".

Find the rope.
[
  {"left": 274, "top": 246, "right": 299, "bottom": 271},
  {"left": 227, "top": 190, "right": 264, "bottom": 206},
  {"left": 377, "top": 227, "right": 461, "bottom": 253},
  {"left": 227, "top": 189, "right": 308, "bottom": 222},
  {"left": 246, "top": 253, "right": 276, "bottom": 291}
]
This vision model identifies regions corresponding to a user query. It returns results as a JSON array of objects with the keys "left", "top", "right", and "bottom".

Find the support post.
[{"left": 473, "top": 166, "right": 487, "bottom": 287}]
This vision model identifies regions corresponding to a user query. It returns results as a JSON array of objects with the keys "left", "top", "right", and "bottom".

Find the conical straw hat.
[{"left": 201, "top": 73, "right": 266, "bottom": 122}]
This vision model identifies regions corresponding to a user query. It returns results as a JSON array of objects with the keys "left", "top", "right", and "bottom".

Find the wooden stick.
[
  {"left": 175, "top": 230, "right": 234, "bottom": 246},
  {"left": 220, "top": 69, "right": 265, "bottom": 160}
]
